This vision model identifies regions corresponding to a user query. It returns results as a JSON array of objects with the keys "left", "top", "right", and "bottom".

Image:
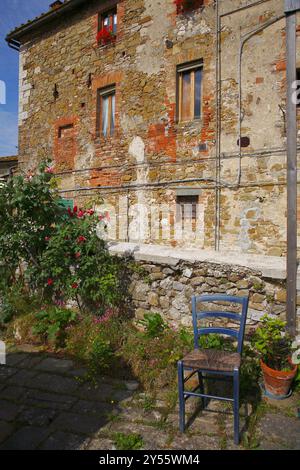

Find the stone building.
[
  {"left": 0, "top": 156, "right": 18, "bottom": 181},
  {"left": 5, "top": 0, "right": 300, "bottom": 327}
]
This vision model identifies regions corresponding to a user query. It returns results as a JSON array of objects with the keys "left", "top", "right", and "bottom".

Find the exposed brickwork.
[{"left": 12, "top": 0, "right": 300, "bottom": 256}]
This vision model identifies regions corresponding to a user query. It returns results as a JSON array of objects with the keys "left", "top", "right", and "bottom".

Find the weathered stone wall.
[
  {"left": 15, "top": 0, "right": 300, "bottom": 256},
  {"left": 129, "top": 257, "right": 289, "bottom": 331},
  {"left": 109, "top": 242, "right": 300, "bottom": 332}
]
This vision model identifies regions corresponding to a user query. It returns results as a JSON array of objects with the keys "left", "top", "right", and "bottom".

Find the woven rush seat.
[{"left": 182, "top": 348, "right": 241, "bottom": 372}]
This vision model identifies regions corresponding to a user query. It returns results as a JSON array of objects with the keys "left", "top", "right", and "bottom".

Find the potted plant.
[
  {"left": 252, "top": 315, "right": 299, "bottom": 399},
  {"left": 174, "top": 0, "right": 203, "bottom": 15},
  {"left": 96, "top": 25, "right": 116, "bottom": 46}
]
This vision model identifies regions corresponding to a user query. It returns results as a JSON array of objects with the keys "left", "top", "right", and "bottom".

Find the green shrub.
[
  {"left": 113, "top": 433, "right": 144, "bottom": 450},
  {"left": 120, "top": 319, "right": 194, "bottom": 391},
  {"left": 89, "top": 332, "right": 114, "bottom": 374},
  {"left": 139, "top": 312, "right": 167, "bottom": 338},
  {"left": 32, "top": 306, "right": 78, "bottom": 348},
  {"left": 0, "top": 284, "right": 40, "bottom": 326}
]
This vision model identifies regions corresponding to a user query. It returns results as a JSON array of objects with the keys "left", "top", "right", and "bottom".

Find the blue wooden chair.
[{"left": 177, "top": 294, "right": 249, "bottom": 445}]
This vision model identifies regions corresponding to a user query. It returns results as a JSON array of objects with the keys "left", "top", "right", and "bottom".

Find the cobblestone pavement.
[{"left": 0, "top": 345, "right": 299, "bottom": 450}]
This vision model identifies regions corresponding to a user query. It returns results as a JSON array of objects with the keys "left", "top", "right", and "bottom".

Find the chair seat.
[{"left": 182, "top": 348, "right": 241, "bottom": 372}]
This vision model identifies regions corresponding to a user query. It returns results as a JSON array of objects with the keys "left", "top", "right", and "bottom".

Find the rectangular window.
[
  {"left": 99, "top": 8, "right": 117, "bottom": 34},
  {"left": 177, "top": 61, "right": 203, "bottom": 122},
  {"left": 176, "top": 195, "right": 198, "bottom": 231},
  {"left": 96, "top": 86, "right": 116, "bottom": 138}
]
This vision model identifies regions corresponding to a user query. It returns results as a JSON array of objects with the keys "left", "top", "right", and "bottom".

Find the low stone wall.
[{"left": 109, "top": 243, "right": 298, "bottom": 331}]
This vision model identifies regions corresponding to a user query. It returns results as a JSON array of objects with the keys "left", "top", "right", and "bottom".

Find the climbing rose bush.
[
  {"left": 36, "top": 204, "right": 128, "bottom": 313},
  {"left": 0, "top": 161, "right": 130, "bottom": 317}
]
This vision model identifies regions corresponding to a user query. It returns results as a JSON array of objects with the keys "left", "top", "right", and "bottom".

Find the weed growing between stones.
[{"left": 113, "top": 432, "right": 144, "bottom": 450}]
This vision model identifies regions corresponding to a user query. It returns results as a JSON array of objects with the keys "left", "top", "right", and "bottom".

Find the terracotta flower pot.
[{"left": 260, "top": 358, "right": 298, "bottom": 398}]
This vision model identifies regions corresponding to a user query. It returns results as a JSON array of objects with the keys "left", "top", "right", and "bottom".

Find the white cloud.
[{"left": 0, "top": 111, "right": 18, "bottom": 156}]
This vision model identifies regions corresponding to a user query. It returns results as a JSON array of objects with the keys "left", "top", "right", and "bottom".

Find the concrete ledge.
[{"left": 108, "top": 242, "right": 287, "bottom": 280}]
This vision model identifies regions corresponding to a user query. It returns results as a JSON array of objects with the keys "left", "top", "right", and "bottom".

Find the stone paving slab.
[
  {"left": 0, "top": 400, "right": 19, "bottom": 422},
  {"left": 258, "top": 413, "right": 300, "bottom": 450},
  {"left": 0, "top": 349, "right": 299, "bottom": 450},
  {"left": 8, "top": 369, "right": 38, "bottom": 387},
  {"left": 35, "top": 358, "right": 75, "bottom": 373},
  {"left": 0, "top": 425, "right": 50, "bottom": 450},
  {"left": 0, "top": 421, "right": 15, "bottom": 443},
  {"left": 39, "top": 431, "right": 88, "bottom": 450},
  {"left": 16, "top": 406, "right": 57, "bottom": 427},
  {"left": 50, "top": 411, "right": 108, "bottom": 435},
  {"left": 23, "top": 388, "right": 78, "bottom": 409},
  {"left": 29, "top": 372, "right": 80, "bottom": 394},
  {"left": 71, "top": 399, "right": 117, "bottom": 417},
  {"left": 0, "top": 366, "right": 18, "bottom": 382},
  {"left": 0, "top": 385, "right": 24, "bottom": 401}
]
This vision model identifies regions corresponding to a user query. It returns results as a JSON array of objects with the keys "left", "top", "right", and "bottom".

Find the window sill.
[
  {"left": 175, "top": 119, "right": 202, "bottom": 130},
  {"left": 95, "top": 39, "right": 117, "bottom": 50}
]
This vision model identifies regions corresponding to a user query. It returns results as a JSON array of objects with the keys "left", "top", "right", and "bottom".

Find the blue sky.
[{"left": 0, "top": 0, "right": 51, "bottom": 156}]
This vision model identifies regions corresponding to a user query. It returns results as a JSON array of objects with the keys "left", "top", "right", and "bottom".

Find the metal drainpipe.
[
  {"left": 214, "top": 0, "right": 221, "bottom": 250},
  {"left": 237, "top": 14, "right": 285, "bottom": 187}
]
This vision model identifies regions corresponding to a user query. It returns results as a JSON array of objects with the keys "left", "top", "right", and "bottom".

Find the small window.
[
  {"left": 177, "top": 61, "right": 203, "bottom": 122},
  {"left": 99, "top": 8, "right": 117, "bottom": 35},
  {"left": 176, "top": 195, "right": 198, "bottom": 230},
  {"left": 58, "top": 123, "right": 73, "bottom": 138},
  {"left": 96, "top": 86, "right": 116, "bottom": 138}
]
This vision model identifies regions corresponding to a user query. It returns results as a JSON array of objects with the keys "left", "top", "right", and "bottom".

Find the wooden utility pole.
[{"left": 285, "top": 0, "right": 300, "bottom": 336}]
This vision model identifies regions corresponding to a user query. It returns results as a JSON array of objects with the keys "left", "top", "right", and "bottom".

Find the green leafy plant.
[
  {"left": 139, "top": 313, "right": 167, "bottom": 338},
  {"left": 113, "top": 432, "right": 144, "bottom": 450},
  {"left": 32, "top": 306, "right": 78, "bottom": 347},
  {"left": 89, "top": 332, "right": 114, "bottom": 374},
  {"left": 0, "top": 283, "right": 40, "bottom": 326},
  {"left": 251, "top": 315, "right": 292, "bottom": 370}
]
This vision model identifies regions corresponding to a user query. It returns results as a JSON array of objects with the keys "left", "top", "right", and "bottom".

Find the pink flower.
[
  {"left": 45, "top": 166, "right": 54, "bottom": 174},
  {"left": 77, "top": 236, "right": 86, "bottom": 244},
  {"left": 93, "top": 308, "right": 115, "bottom": 324},
  {"left": 87, "top": 209, "right": 94, "bottom": 216},
  {"left": 71, "top": 282, "right": 79, "bottom": 289},
  {"left": 45, "top": 236, "right": 50, "bottom": 242},
  {"left": 47, "top": 278, "right": 54, "bottom": 286},
  {"left": 75, "top": 252, "right": 81, "bottom": 259}
]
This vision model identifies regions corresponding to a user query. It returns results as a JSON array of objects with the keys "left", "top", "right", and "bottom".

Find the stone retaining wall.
[{"left": 129, "top": 259, "right": 289, "bottom": 330}]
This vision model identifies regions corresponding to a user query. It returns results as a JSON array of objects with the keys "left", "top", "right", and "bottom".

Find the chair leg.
[
  {"left": 178, "top": 360, "right": 185, "bottom": 432},
  {"left": 233, "top": 368, "right": 240, "bottom": 445},
  {"left": 197, "top": 371, "right": 206, "bottom": 409}
]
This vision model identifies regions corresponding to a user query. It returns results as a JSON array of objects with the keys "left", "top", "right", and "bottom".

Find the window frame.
[
  {"left": 176, "top": 60, "right": 203, "bottom": 123},
  {"left": 176, "top": 194, "right": 199, "bottom": 231},
  {"left": 98, "top": 7, "right": 118, "bottom": 36},
  {"left": 96, "top": 85, "right": 116, "bottom": 139}
]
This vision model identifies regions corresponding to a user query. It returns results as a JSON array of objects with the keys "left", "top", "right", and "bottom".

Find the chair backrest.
[{"left": 192, "top": 294, "right": 249, "bottom": 355}]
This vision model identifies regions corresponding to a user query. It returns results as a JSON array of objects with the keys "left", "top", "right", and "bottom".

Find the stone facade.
[{"left": 8, "top": 0, "right": 300, "bottom": 256}]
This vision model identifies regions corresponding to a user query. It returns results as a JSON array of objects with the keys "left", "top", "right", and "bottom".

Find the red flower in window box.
[
  {"left": 97, "top": 26, "right": 116, "bottom": 45},
  {"left": 174, "top": 0, "right": 203, "bottom": 14}
]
